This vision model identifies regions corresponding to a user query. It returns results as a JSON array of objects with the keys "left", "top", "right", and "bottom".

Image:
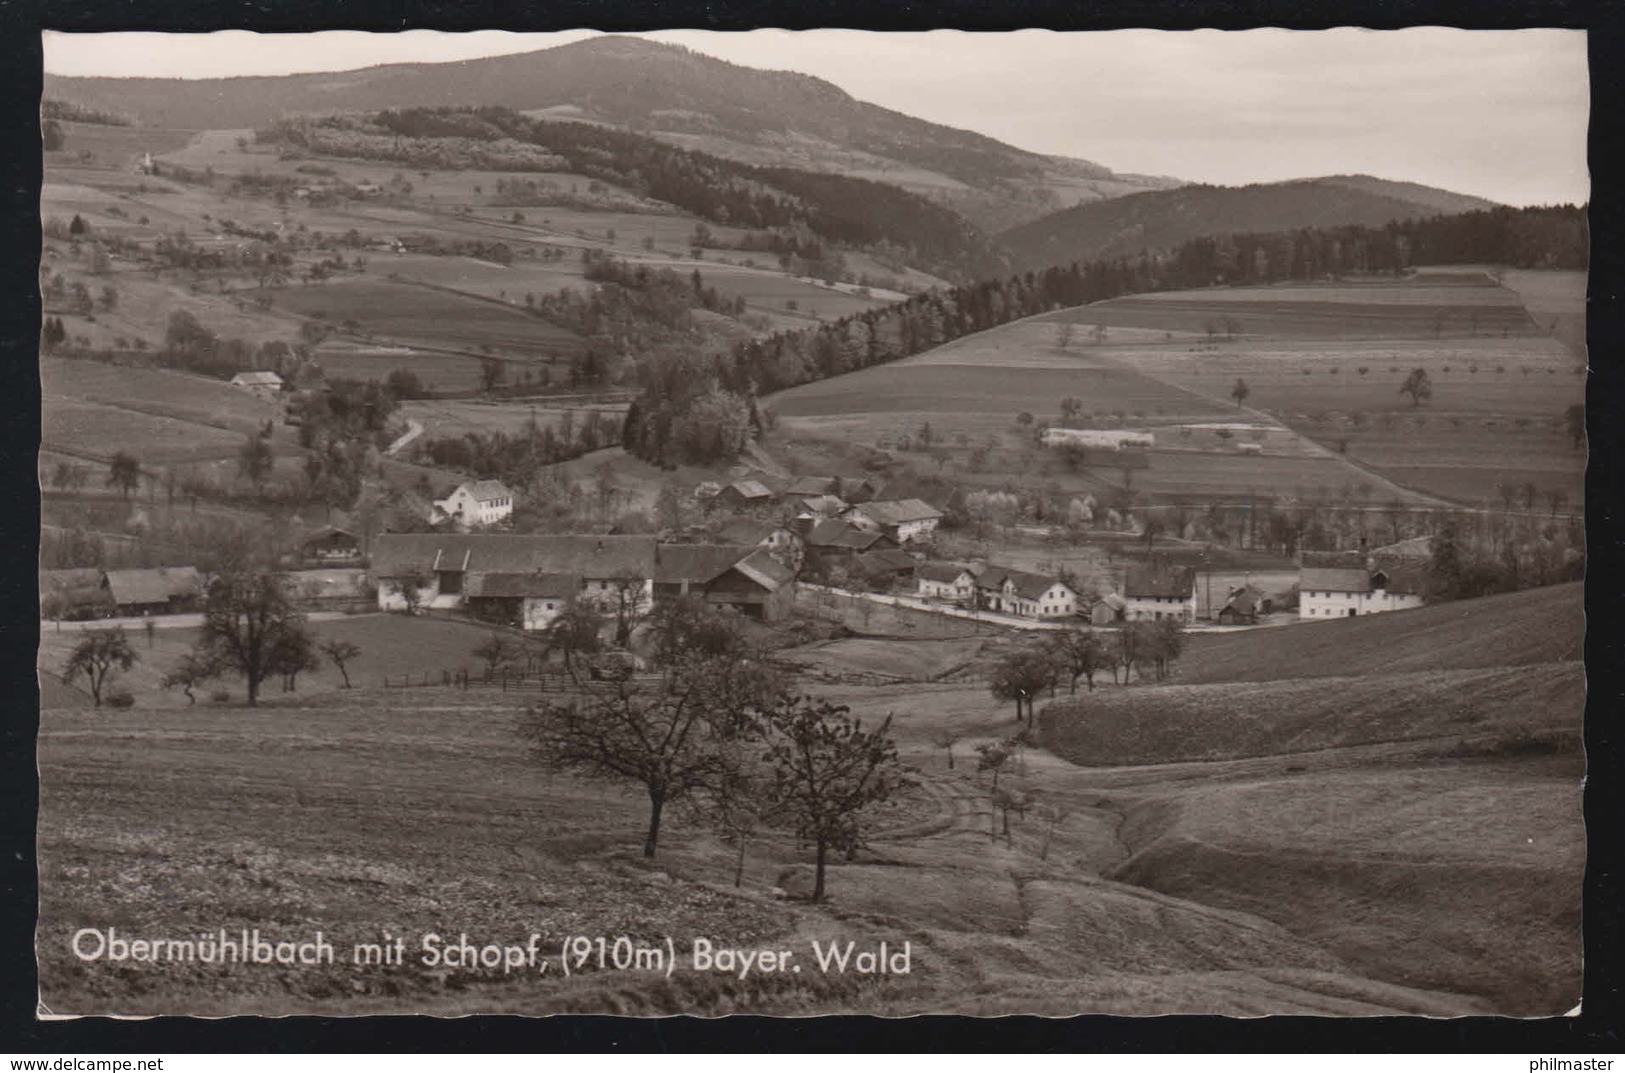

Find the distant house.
[
  {"left": 837, "top": 476, "right": 881, "bottom": 505},
  {"left": 716, "top": 517, "right": 803, "bottom": 572},
  {"left": 1090, "top": 592, "right": 1127, "bottom": 626},
  {"left": 103, "top": 566, "right": 203, "bottom": 616},
  {"left": 976, "top": 567, "right": 1079, "bottom": 620},
  {"left": 229, "top": 371, "right": 284, "bottom": 401},
  {"left": 802, "top": 518, "right": 893, "bottom": 575},
  {"left": 1217, "top": 585, "right": 1270, "bottom": 625},
  {"left": 300, "top": 526, "right": 361, "bottom": 564},
  {"left": 465, "top": 571, "right": 579, "bottom": 631},
  {"left": 714, "top": 479, "right": 775, "bottom": 511},
  {"left": 795, "top": 494, "right": 848, "bottom": 518},
  {"left": 371, "top": 534, "right": 655, "bottom": 623},
  {"left": 854, "top": 547, "right": 918, "bottom": 589},
  {"left": 917, "top": 562, "right": 977, "bottom": 605},
  {"left": 433, "top": 480, "right": 516, "bottom": 528},
  {"left": 653, "top": 544, "right": 797, "bottom": 621},
  {"left": 40, "top": 568, "right": 110, "bottom": 619},
  {"left": 1122, "top": 564, "right": 1198, "bottom": 624},
  {"left": 1040, "top": 428, "right": 1156, "bottom": 451},
  {"left": 1299, "top": 552, "right": 1425, "bottom": 620},
  {"left": 843, "top": 499, "right": 942, "bottom": 545}
]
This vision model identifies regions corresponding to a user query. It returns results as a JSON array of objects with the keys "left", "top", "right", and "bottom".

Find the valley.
[{"left": 34, "top": 33, "right": 1591, "bottom": 1023}]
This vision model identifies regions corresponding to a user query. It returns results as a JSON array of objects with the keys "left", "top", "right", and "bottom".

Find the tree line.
[{"left": 709, "top": 203, "right": 1587, "bottom": 401}]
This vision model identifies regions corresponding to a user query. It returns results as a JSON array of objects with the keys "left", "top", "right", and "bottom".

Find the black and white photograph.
[{"left": 32, "top": 27, "right": 1589, "bottom": 1019}]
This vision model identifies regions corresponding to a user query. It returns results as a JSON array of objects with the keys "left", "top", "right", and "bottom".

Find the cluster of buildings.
[{"left": 369, "top": 533, "right": 796, "bottom": 627}]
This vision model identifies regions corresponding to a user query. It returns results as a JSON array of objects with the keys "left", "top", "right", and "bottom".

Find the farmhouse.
[
  {"left": 371, "top": 533, "right": 656, "bottom": 622},
  {"left": 1090, "top": 592, "right": 1127, "bottom": 626},
  {"left": 716, "top": 517, "right": 804, "bottom": 572},
  {"left": 229, "top": 370, "right": 284, "bottom": 401},
  {"left": 976, "top": 567, "right": 1079, "bottom": 620},
  {"left": 653, "top": 544, "right": 797, "bottom": 622},
  {"left": 464, "top": 572, "right": 580, "bottom": 631},
  {"left": 1122, "top": 564, "right": 1198, "bottom": 624},
  {"left": 853, "top": 548, "right": 919, "bottom": 588},
  {"left": 300, "top": 525, "right": 361, "bottom": 564},
  {"left": 715, "top": 479, "right": 775, "bottom": 511},
  {"left": 917, "top": 562, "right": 977, "bottom": 605},
  {"left": 40, "top": 568, "right": 111, "bottom": 619},
  {"left": 1299, "top": 553, "right": 1426, "bottom": 619},
  {"left": 433, "top": 480, "right": 515, "bottom": 528},
  {"left": 1217, "top": 585, "right": 1270, "bottom": 625},
  {"left": 800, "top": 517, "right": 894, "bottom": 575},
  {"left": 795, "top": 494, "right": 848, "bottom": 518},
  {"left": 103, "top": 566, "right": 203, "bottom": 617},
  {"left": 843, "top": 499, "right": 942, "bottom": 544}
]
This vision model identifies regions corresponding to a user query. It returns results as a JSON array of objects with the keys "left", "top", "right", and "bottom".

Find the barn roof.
[
  {"left": 465, "top": 571, "right": 578, "bottom": 599},
  {"left": 730, "top": 549, "right": 794, "bottom": 591},
  {"left": 724, "top": 479, "right": 774, "bottom": 500},
  {"left": 1373, "top": 566, "right": 1427, "bottom": 596},
  {"left": 854, "top": 499, "right": 942, "bottom": 526},
  {"left": 371, "top": 534, "right": 656, "bottom": 579},
  {"left": 797, "top": 494, "right": 848, "bottom": 516},
  {"left": 455, "top": 480, "right": 513, "bottom": 503},
  {"left": 231, "top": 371, "right": 283, "bottom": 387},
  {"left": 301, "top": 525, "right": 357, "bottom": 545},
  {"left": 805, "top": 519, "right": 885, "bottom": 550},
  {"left": 857, "top": 548, "right": 918, "bottom": 574},
  {"left": 104, "top": 566, "right": 201, "bottom": 606},
  {"left": 716, "top": 518, "right": 777, "bottom": 546},
  {"left": 917, "top": 562, "right": 972, "bottom": 583},
  {"left": 1123, "top": 564, "right": 1197, "bottom": 599},
  {"left": 653, "top": 544, "right": 755, "bottom": 585},
  {"left": 1300, "top": 567, "right": 1372, "bottom": 593}
]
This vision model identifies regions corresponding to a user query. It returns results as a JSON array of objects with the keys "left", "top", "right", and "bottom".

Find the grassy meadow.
[{"left": 37, "top": 581, "right": 1584, "bottom": 1016}]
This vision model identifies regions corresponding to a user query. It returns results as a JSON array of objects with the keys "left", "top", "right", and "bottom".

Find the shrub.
[
  {"left": 210, "top": 689, "right": 231, "bottom": 704},
  {"left": 106, "top": 690, "right": 135, "bottom": 709}
]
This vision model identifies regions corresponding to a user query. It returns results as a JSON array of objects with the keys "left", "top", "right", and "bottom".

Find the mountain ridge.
[
  {"left": 43, "top": 35, "right": 1179, "bottom": 232},
  {"left": 996, "top": 175, "right": 1503, "bottom": 271}
]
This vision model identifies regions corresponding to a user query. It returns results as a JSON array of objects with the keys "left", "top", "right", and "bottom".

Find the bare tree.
[
  {"left": 763, "top": 699, "right": 911, "bottom": 902},
  {"left": 161, "top": 651, "right": 218, "bottom": 705},
  {"left": 63, "top": 627, "right": 138, "bottom": 707},
  {"left": 1047, "top": 627, "right": 1111, "bottom": 693},
  {"left": 519, "top": 655, "right": 775, "bottom": 857},
  {"left": 319, "top": 638, "right": 362, "bottom": 688}
]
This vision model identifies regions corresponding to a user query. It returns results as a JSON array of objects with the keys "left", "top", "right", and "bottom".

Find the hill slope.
[
  {"left": 44, "top": 36, "right": 1179, "bottom": 232},
  {"left": 1178, "top": 582, "right": 1582, "bottom": 685},
  {"left": 997, "top": 176, "right": 1500, "bottom": 271}
]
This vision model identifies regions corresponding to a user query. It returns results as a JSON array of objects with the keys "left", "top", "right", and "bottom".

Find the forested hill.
[
  {"left": 997, "top": 176, "right": 1502, "bottom": 272},
  {"left": 264, "top": 107, "right": 1006, "bottom": 282},
  {"left": 44, "top": 36, "right": 1176, "bottom": 232}
]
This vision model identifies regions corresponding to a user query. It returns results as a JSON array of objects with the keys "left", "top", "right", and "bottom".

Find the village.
[{"left": 39, "top": 402, "right": 1439, "bottom": 645}]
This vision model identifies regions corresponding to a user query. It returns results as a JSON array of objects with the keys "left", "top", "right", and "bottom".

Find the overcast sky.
[{"left": 42, "top": 28, "right": 1589, "bottom": 206}]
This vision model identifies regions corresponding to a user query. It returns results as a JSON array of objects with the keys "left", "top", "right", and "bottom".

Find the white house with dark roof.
[
  {"left": 229, "top": 370, "right": 284, "bottom": 401},
  {"left": 843, "top": 498, "right": 942, "bottom": 544},
  {"left": 917, "top": 562, "right": 978, "bottom": 605},
  {"left": 371, "top": 533, "right": 655, "bottom": 619},
  {"left": 433, "top": 480, "right": 516, "bottom": 528},
  {"left": 1122, "top": 564, "right": 1198, "bottom": 624},
  {"left": 976, "top": 566, "right": 1078, "bottom": 620},
  {"left": 1299, "top": 552, "right": 1426, "bottom": 620}
]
